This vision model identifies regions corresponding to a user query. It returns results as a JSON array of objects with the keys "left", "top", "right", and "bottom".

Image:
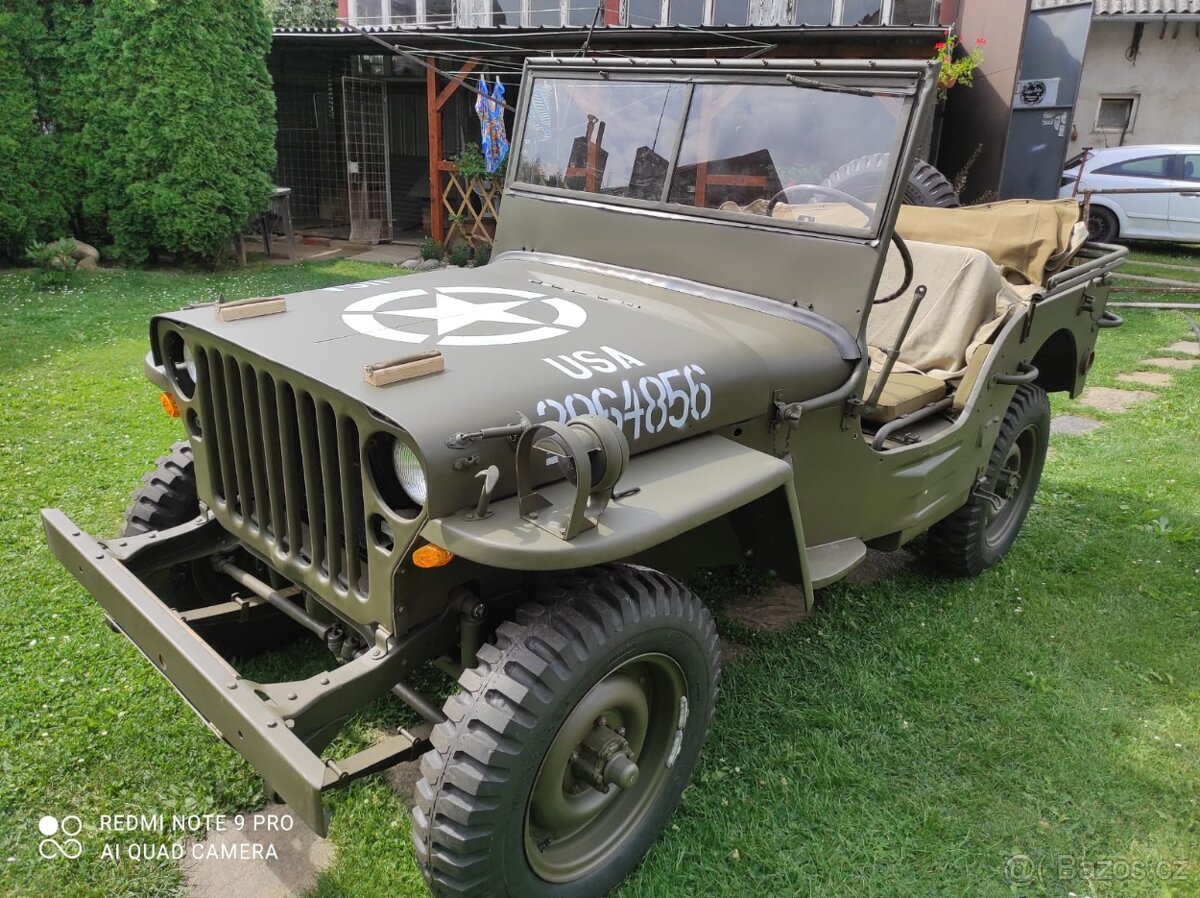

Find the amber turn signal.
[
  {"left": 412, "top": 544, "right": 454, "bottom": 569},
  {"left": 159, "top": 392, "right": 182, "bottom": 418}
]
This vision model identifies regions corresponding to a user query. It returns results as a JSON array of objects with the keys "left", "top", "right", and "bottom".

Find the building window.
[
  {"left": 1095, "top": 95, "right": 1138, "bottom": 133},
  {"left": 346, "top": 0, "right": 938, "bottom": 28},
  {"left": 794, "top": 0, "right": 834, "bottom": 23}
]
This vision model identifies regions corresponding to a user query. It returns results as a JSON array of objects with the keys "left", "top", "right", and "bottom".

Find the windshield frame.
[{"left": 505, "top": 60, "right": 930, "bottom": 243}]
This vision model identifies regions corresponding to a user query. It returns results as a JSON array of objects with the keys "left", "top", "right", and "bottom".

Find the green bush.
[
  {"left": 473, "top": 241, "right": 492, "bottom": 266},
  {"left": 420, "top": 236, "right": 444, "bottom": 261},
  {"left": 26, "top": 238, "right": 78, "bottom": 287},
  {"left": 264, "top": 0, "right": 339, "bottom": 27},
  {"left": 73, "top": 0, "right": 277, "bottom": 264},
  {"left": 447, "top": 242, "right": 472, "bottom": 267},
  {"left": 0, "top": 1, "right": 67, "bottom": 261}
]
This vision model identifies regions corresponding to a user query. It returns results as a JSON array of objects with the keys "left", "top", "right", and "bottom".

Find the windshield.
[{"left": 513, "top": 74, "right": 911, "bottom": 236}]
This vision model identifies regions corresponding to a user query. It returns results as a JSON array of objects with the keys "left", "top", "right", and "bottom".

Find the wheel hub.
[
  {"left": 524, "top": 653, "right": 687, "bottom": 883},
  {"left": 570, "top": 721, "right": 639, "bottom": 793}
]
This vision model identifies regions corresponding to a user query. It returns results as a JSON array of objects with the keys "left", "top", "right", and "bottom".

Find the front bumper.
[{"left": 41, "top": 509, "right": 428, "bottom": 836}]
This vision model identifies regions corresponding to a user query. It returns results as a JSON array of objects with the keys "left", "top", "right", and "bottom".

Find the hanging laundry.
[{"left": 475, "top": 75, "right": 510, "bottom": 175}]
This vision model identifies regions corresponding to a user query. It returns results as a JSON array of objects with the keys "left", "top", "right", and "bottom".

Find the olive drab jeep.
[{"left": 43, "top": 57, "right": 1125, "bottom": 897}]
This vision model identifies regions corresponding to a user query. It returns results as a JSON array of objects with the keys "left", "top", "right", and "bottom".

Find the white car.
[{"left": 1058, "top": 144, "right": 1200, "bottom": 244}]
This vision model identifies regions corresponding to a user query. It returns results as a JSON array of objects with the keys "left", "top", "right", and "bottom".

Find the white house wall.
[{"left": 1072, "top": 18, "right": 1200, "bottom": 149}]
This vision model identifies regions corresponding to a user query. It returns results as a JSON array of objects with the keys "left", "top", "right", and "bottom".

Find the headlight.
[
  {"left": 182, "top": 343, "right": 198, "bottom": 383},
  {"left": 162, "top": 330, "right": 196, "bottom": 399},
  {"left": 393, "top": 442, "right": 427, "bottom": 505}
]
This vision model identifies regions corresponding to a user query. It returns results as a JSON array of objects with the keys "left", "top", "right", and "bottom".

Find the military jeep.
[{"left": 43, "top": 57, "right": 1124, "bottom": 897}]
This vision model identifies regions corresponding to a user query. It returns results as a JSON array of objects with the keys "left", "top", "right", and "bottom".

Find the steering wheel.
[{"left": 765, "top": 182, "right": 913, "bottom": 305}]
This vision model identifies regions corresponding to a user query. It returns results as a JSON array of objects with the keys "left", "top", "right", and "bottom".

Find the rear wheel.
[
  {"left": 412, "top": 565, "right": 720, "bottom": 898},
  {"left": 1086, "top": 204, "right": 1119, "bottom": 243},
  {"left": 926, "top": 385, "right": 1050, "bottom": 577}
]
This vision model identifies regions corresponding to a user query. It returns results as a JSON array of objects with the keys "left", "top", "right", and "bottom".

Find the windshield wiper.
[{"left": 785, "top": 74, "right": 914, "bottom": 98}]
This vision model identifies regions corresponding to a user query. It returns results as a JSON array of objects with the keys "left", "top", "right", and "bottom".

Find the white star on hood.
[{"left": 379, "top": 292, "right": 540, "bottom": 336}]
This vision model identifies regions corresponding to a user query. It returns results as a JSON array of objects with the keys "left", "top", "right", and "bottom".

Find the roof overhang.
[{"left": 270, "top": 24, "right": 946, "bottom": 57}]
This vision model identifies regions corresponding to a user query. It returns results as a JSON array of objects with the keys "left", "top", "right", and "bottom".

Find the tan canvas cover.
[
  {"left": 720, "top": 197, "right": 1085, "bottom": 287},
  {"left": 868, "top": 241, "right": 1035, "bottom": 382},
  {"left": 895, "top": 199, "right": 1083, "bottom": 286}
]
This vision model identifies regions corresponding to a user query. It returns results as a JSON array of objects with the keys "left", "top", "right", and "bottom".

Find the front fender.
[{"left": 421, "top": 434, "right": 810, "bottom": 597}]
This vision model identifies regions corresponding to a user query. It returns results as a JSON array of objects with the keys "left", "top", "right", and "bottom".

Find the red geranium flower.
[
  {"left": 976, "top": 37, "right": 986, "bottom": 44},
  {"left": 935, "top": 41, "right": 946, "bottom": 50}
]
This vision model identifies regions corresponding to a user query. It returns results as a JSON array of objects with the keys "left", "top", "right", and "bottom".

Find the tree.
[
  {"left": 264, "top": 0, "right": 339, "bottom": 28},
  {"left": 0, "top": 0, "right": 67, "bottom": 260},
  {"left": 76, "top": 0, "right": 278, "bottom": 264}
]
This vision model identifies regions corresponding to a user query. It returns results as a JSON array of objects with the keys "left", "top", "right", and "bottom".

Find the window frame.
[
  {"left": 1093, "top": 93, "right": 1139, "bottom": 134},
  {"left": 506, "top": 69, "right": 920, "bottom": 243},
  {"left": 345, "top": 0, "right": 933, "bottom": 29},
  {"left": 1095, "top": 154, "right": 1175, "bottom": 181}
]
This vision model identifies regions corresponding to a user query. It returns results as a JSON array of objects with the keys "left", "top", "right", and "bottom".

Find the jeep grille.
[{"left": 193, "top": 346, "right": 368, "bottom": 599}]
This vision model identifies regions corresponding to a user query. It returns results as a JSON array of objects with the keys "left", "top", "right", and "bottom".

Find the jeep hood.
[{"left": 154, "top": 257, "right": 855, "bottom": 515}]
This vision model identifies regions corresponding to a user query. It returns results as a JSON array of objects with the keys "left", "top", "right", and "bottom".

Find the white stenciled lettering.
[
  {"left": 542, "top": 346, "right": 647, "bottom": 380},
  {"left": 536, "top": 363, "right": 712, "bottom": 440}
]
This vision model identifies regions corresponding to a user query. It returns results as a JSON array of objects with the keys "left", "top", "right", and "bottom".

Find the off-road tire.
[
  {"left": 926, "top": 385, "right": 1050, "bottom": 577},
  {"left": 412, "top": 565, "right": 721, "bottom": 898},
  {"left": 826, "top": 153, "right": 961, "bottom": 208},
  {"left": 1086, "top": 204, "right": 1119, "bottom": 243},
  {"left": 117, "top": 441, "right": 302, "bottom": 657},
  {"left": 121, "top": 440, "right": 198, "bottom": 536}
]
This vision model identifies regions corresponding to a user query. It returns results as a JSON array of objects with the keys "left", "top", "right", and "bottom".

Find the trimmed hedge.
[
  {"left": 10, "top": 0, "right": 278, "bottom": 266},
  {"left": 0, "top": 1, "right": 67, "bottom": 260},
  {"left": 72, "top": 0, "right": 277, "bottom": 264}
]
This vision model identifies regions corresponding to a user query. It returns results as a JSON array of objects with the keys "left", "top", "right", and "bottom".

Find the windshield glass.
[{"left": 513, "top": 74, "right": 911, "bottom": 236}]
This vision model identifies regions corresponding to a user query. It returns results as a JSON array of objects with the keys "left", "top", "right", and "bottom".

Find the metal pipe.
[
  {"left": 391, "top": 682, "right": 447, "bottom": 725},
  {"left": 871, "top": 397, "right": 953, "bottom": 451},
  {"left": 213, "top": 558, "right": 331, "bottom": 639},
  {"left": 865, "top": 284, "right": 927, "bottom": 413}
]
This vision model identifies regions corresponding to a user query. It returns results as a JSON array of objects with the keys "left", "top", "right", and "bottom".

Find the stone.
[
  {"left": 1144, "top": 357, "right": 1200, "bottom": 370},
  {"left": 1117, "top": 371, "right": 1173, "bottom": 387},
  {"left": 1051, "top": 414, "right": 1103, "bottom": 436},
  {"left": 181, "top": 803, "right": 333, "bottom": 898},
  {"left": 1076, "top": 386, "right": 1156, "bottom": 413},
  {"left": 71, "top": 239, "right": 100, "bottom": 271},
  {"left": 400, "top": 258, "right": 422, "bottom": 269},
  {"left": 1164, "top": 341, "right": 1200, "bottom": 357},
  {"left": 416, "top": 259, "right": 442, "bottom": 272}
]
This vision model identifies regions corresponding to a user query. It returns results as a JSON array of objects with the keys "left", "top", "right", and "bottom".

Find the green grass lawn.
[{"left": 1, "top": 259, "right": 1199, "bottom": 898}]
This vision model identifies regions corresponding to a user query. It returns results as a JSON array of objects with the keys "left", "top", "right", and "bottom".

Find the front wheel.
[
  {"left": 412, "top": 566, "right": 721, "bottom": 898},
  {"left": 926, "top": 385, "right": 1050, "bottom": 577}
]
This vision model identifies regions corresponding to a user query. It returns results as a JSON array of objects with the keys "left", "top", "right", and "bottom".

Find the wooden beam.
[
  {"left": 427, "top": 57, "right": 445, "bottom": 244},
  {"left": 435, "top": 57, "right": 479, "bottom": 112}
]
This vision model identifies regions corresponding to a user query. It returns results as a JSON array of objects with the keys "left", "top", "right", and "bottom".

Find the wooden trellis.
[{"left": 442, "top": 172, "right": 500, "bottom": 248}]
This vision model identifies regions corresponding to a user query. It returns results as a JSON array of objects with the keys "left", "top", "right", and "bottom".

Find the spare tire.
[{"left": 825, "top": 153, "right": 960, "bottom": 208}]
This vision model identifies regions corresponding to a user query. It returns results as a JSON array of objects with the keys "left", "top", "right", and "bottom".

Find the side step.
[{"left": 807, "top": 538, "right": 867, "bottom": 589}]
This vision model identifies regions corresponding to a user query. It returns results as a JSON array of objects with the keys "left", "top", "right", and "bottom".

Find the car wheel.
[
  {"left": 825, "top": 153, "right": 960, "bottom": 208},
  {"left": 121, "top": 440, "right": 198, "bottom": 536},
  {"left": 1086, "top": 205, "right": 1119, "bottom": 243},
  {"left": 926, "top": 385, "right": 1050, "bottom": 577},
  {"left": 412, "top": 565, "right": 721, "bottom": 898},
  {"left": 119, "top": 441, "right": 303, "bottom": 657}
]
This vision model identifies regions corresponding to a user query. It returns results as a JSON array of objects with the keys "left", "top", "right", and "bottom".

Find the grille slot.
[{"left": 195, "top": 346, "right": 368, "bottom": 598}]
